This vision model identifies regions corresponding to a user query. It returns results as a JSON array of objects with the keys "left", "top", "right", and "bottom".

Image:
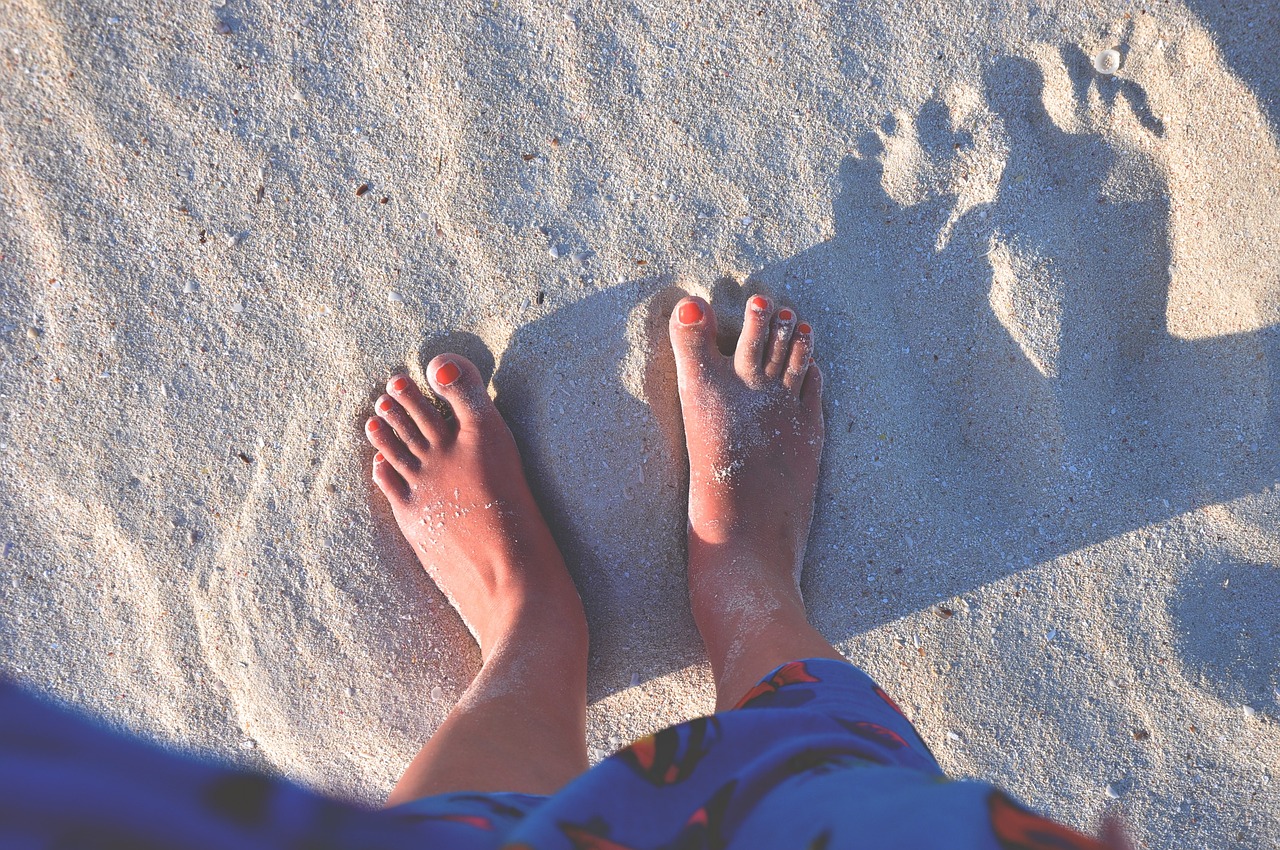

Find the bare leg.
[
  {"left": 668, "top": 296, "right": 845, "bottom": 711},
  {"left": 363, "top": 355, "right": 589, "bottom": 804}
]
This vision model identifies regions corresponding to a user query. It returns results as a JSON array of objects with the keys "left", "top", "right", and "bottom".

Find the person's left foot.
[{"left": 363, "top": 354, "right": 586, "bottom": 662}]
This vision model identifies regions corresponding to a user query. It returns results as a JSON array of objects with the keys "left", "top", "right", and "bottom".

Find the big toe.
[
  {"left": 668, "top": 297, "right": 721, "bottom": 386},
  {"left": 426, "top": 354, "right": 502, "bottom": 435}
]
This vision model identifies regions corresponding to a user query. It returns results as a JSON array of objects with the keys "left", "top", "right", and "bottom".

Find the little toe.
[
  {"left": 668, "top": 296, "right": 721, "bottom": 385},
  {"left": 782, "top": 321, "right": 814, "bottom": 393},
  {"left": 372, "top": 451, "right": 411, "bottom": 503},
  {"left": 763, "top": 307, "right": 797, "bottom": 380},
  {"left": 375, "top": 394, "right": 429, "bottom": 457},
  {"left": 733, "top": 295, "right": 773, "bottom": 378},
  {"left": 365, "top": 416, "right": 419, "bottom": 473},
  {"left": 388, "top": 374, "right": 451, "bottom": 443},
  {"left": 426, "top": 354, "right": 503, "bottom": 435}
]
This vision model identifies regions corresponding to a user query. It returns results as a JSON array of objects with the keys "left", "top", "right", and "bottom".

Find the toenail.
[
  {"left": 797, "top": 322, "right": 812, "bottom": 334},
  {"left": 378, "top": 398, "right": 393, "bottom": 412},
  {"left": 368, "top": 419, "right": 381, "bottom": 431},
  {"left": 778, "top": 309, "right": 794, "bottom": 322},
  {"left": 678, "top": 301, "right": 704, "bottom": 325},
  {"left": 391, "top": 377, "right": 409, "bottom": 393},
  {"left": 374, "top": 452, "right": 385, "bottom": 463},
  {"left": 435, "top": 361, "right": 461, "bottom": 386},
  {"left": 750, "top": 295, "right": 769, "bottom": 311}
]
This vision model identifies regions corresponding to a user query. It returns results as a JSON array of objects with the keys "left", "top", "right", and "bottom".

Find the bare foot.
[
  {"left": 363, "top": 354, "right": 586, "bottom": 661},
  {"left": 668, "top": 295, "right": 841, "bottom": 708},
  {"left": 669, "top": 295, "right": 824, "bottom": 565},
  {"left": 367, "top": 354, "right": 591, "bottom": 800}
]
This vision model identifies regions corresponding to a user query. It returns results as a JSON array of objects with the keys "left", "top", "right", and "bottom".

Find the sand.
[{"left": 1, "top": 0, "right": 1278, "bottom": 845}]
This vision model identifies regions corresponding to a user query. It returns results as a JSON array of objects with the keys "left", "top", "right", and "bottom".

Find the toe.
[
  {"left": 668, "top": 296, "right": 721, "bottom": 386},
  {"left": 734, "top": 295, "right": 773, "bottom": 378},
  {"left": 426, "top": 354, "right": 502, "bottom": 435},
  {"left": 782, "top": 321, "right": 814, "bottom": 393},
  {"left": 372, "top": 451, "right": 411, "bottom": 503},
  {"left": 388, "top": 374, "right": 451, "bottom": 443},
  {"left": 763, "top": 307, "right": 797, "bottom": 380},
  {"left": 375, "top": 394, "right": 429, "bottom": 457},
  {"left": 365, "top": 416, "right": 419, "bottom": 473}
]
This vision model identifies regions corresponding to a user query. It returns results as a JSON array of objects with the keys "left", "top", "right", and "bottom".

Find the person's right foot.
[
  {"left": 668, "top": 294, "right": 824, "bottom": 583},
  {"left": 668, "top": 295, "right": 839, "bottom": 707}
]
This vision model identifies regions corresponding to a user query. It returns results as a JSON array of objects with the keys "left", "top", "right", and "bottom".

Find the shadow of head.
[{"left": 984, "top": 55, "right": 1052, "bottom": 128}]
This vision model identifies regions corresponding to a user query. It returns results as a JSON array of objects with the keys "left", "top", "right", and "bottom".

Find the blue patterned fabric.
[{"left": 0, "top": 660, "right": 1106, "bottom": 849}]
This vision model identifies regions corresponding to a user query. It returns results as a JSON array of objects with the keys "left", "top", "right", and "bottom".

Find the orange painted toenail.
[
  {"left": 374, "top": 452, "right": 385, "bottom": 463},
  {"left": 678, "top": 301, "right": 704, "bottom": 325},
  {"left": 778, "top": 309, "right": 794, "bottom": 322},
  {"left": 435, "top": 361, "right": 461, "bottom": 386},
  {"left": 798, "top": 322, "right": 812, "bottom": 334},
  {"left": 749, "top": 295, "right": 768, "bottom": 311},
  {"left": 368, "top": 419, "right": 381, "bottom": 431},
  {"left": 391, "top": 377, "right": 409, "bottom": 393},
  {"left": 378, "top": 398, "right": 393, "bottom": 412}
]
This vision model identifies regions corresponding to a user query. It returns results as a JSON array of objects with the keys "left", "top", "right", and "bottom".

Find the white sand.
[{"left": 1, "top": 0, "right": 1278, "bottom": 844}]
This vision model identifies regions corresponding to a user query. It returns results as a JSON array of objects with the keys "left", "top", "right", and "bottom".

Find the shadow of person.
[
  {"left": 753, "top": 55, "right": 1280, "bottom": 642},
  {"left": 389, "top": 57, "right": 1277, "bottom": 706}
]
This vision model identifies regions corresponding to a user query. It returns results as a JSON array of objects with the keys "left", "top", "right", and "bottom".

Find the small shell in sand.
[{"left": 1093, "top": 48, "right": 1121, "bottom": 76}]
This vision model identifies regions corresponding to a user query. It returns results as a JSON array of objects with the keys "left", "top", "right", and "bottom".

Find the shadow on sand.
[
  {"left": 390, "top": 56, "right": 1279, "bottom": 705},
  {"left": 1182, "top": 0, "right": 1280, "bottom": 132}
]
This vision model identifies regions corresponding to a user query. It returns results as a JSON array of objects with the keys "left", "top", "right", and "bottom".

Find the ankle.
[
  {"left": 688, "top": 545, "right": 804, "bottom": 609},
  {"left": 479, "top": 584, "right": 588, "bottom": 664}
]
